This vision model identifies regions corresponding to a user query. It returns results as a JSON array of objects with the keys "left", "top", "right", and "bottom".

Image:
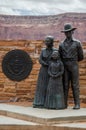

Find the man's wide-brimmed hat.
[{"left": 61, "top": 23, "right": 77, "bottom": 33}]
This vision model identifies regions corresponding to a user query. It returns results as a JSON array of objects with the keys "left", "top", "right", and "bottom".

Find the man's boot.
[
  {"left": 73, "top": 87, "right": 80, "bottom": 109},
  {"left": 73, "top": 104, "right": 80, "bottom": 109},
  {"left": 73, "top": 93, "right": 80, "bottom": 109}
]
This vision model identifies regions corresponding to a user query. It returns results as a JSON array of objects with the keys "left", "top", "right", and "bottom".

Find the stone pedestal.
[{"left": 0, "top": 104, "right": 86, "bottom": 130}]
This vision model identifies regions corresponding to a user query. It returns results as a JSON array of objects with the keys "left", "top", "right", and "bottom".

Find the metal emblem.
[{"left": 2, "top": 49, "right": 33, "bottom": 81}]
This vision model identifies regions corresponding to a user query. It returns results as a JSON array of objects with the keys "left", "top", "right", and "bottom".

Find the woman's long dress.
[
  {"left": 45, "top": 61, "right": 65, "bottom": 109},
  {"left": 33, "top": 48, "right": 56, "bottom": 108}
]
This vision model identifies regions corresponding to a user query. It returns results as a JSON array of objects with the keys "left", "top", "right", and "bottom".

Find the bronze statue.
[
  {"left": 44, "top": 50, "right": 65, "bottom": 109},
  {"left": 59, "top": 23, "right": 84, "bottom": 109},
  {"left": 33, "top": 36, "right": 57, "bottom": 108}
]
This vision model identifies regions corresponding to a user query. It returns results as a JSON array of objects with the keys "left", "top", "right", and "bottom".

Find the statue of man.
[{"left": 59, "top": 23, "right": 84, "bottom": 109}]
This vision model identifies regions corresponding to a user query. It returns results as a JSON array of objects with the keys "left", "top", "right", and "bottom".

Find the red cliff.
[{"left": 0, "top": 13, "right": 86, "bottom": 42}]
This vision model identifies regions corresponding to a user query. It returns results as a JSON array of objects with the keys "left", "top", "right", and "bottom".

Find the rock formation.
[{"left": 0, "top": 13, "right": 86, "bottom": 42}]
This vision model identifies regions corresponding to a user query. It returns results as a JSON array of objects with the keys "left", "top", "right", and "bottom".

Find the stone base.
[{"left": 0, "top": 104, "right": 86, "bottom": 130}]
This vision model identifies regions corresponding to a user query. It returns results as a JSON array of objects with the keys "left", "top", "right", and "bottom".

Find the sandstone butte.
[{"left": 0, "top": 13, "right": 86, "bottom": 42}]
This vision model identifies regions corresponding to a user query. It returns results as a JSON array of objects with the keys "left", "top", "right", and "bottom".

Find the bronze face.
[{"left": 44, "top": 36, "right": 54, "bottom": 48}]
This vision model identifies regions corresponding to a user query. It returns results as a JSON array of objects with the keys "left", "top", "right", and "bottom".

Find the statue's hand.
[
  {"left": 51, "top": 75, "right": 55, "bottom": 78},
  {"left": 42, "top": 62, "right": 48, "bottom": 66}
]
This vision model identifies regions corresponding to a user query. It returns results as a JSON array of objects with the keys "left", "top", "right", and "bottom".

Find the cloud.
[
  {"left": 25, "top": 0, "right": 74, "bottom": 4},
  {"left": 0, "top": 0, "right": 86, "bottom": 15},
  {"left": 79, "top": 0, "right": 86, "bottom": 3},
  {"left": 0, "top": 7, "right": 21, "bottom": 15}
]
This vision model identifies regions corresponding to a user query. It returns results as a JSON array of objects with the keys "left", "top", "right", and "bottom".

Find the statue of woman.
[
  {"left": 45, "top": 50, "right": 65, "bottom": 109},
  {"left": 33, "top": 36, "right": 57, "bottom": 108}
]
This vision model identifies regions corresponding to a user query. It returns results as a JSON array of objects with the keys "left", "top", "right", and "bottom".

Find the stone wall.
[
  {"left": 0, "top": 40, "right": 42, "bottom": 101},
  {"left": 0, "top": 40, "right": 86, "bottom": 103}
]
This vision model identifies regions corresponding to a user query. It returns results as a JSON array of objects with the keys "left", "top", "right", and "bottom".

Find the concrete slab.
[
  {"left": 0, "top": 116, "right": 86, "bottom": 130},
  {"left": 0, "top": 115, "right": 38, "bottom": 125},
  {"left": 0, "top": 104, "right": 86, "bottom": 124},
  {"left": 0, "top": 104, "right": 86, "bottom": 130},
  {"left": 57, "top": 123, "right": 86, "bottom": 128}
]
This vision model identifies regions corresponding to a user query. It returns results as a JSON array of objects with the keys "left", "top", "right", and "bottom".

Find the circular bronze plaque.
[{"left": 2, "top": 49, "right": 33, "bottom": 81}]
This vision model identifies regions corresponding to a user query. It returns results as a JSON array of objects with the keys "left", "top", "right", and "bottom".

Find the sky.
[{"left": 0, "top": 0, "right": 86, "bottom": 15}]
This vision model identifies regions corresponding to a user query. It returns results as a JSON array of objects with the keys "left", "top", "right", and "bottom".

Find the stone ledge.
[
  {"left": 0, "top": 104, "right": 86, "bottom": 130},
  {"left": 0, "top": 104, "right": 86, "bottom": 125}
]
